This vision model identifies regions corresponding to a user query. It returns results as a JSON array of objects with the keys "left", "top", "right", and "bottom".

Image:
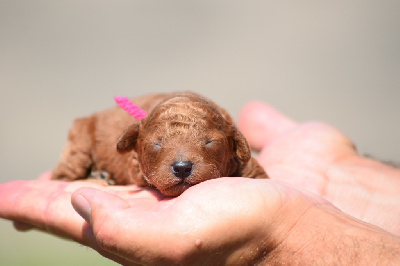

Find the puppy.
[{"left": 52, "top": 92, "right": 268, "bottom": 196}]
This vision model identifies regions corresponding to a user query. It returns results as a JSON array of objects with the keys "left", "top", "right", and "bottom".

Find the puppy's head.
[{"left": 117, "top": 94, "right": 251, "bottom": 196}]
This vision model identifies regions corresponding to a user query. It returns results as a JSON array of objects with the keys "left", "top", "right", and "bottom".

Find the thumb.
[
  {"left": 238, "top": 101, "right": 296, "bottom": 151},
  {"left": 71, "top": 188, "right": 137, "bottom": 265},
  {"left": 71, "top": 187, "right": 129, "bottom": 225}
]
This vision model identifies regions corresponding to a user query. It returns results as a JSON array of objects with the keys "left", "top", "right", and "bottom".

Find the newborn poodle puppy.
[{"left": 52, "top": 92, "right": 268, "bottom": 196}]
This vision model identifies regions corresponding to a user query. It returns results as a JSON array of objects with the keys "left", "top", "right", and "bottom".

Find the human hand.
[
  {"left": 1, "top": 100, "right": 399, "bottom": 264},
  {"left": 239, "top": 101, "right": 400, "bottom": 235},
  {"left": 0, "top": 172, "right": 316, "bottom": 264},
  {"left": 2, "top": 173, "right": 398, "bottom": 265}
]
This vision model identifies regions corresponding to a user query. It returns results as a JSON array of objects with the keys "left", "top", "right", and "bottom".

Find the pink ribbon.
[{"left": 114, "top": 96, "right": 147, "bottom": 120}]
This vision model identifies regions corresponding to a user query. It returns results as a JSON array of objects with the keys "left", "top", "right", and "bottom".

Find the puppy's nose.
[{"left": 172, "top": 161, "right": 193, "bottom": 179}]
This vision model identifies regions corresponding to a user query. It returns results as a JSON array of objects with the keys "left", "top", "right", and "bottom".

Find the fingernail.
[{"left": 72, "top": 195, "right": 92, "bottom": 224}]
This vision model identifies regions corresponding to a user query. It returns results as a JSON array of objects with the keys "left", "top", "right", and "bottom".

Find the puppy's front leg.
[{"left": 51, "top": 117, "right": 95, "bottom": 181}]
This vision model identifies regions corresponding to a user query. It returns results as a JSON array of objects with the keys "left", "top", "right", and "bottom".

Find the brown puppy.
[{"left": 52, "top": 92, "right": 268, "bottom": 196}]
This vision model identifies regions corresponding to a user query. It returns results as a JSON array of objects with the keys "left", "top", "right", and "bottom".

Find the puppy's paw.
[{"left": 88, "top": 170, "right": 115, "bottom": 185}]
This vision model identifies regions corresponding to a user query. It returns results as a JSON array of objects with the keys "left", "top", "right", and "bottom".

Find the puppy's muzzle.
[{"left": 172, "top": 160, "right": 193, "bottom": 179}]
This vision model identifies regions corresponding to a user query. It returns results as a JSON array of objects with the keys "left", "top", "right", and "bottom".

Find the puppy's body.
[{"left": 52, "top": 92, "right": 268, "bottom": 196}]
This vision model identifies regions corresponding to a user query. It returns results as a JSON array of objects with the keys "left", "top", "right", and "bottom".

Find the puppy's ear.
[
  {"left": 117, "top": 123, "right": 140, "bottom": 153},
  {"left": 232, "top": 126, "right": 251, "bottom": 163}
]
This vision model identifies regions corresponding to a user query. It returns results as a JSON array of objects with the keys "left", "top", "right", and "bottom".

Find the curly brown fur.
[{"left": 52, "top": 92, "right": 268, "bottom": 196}]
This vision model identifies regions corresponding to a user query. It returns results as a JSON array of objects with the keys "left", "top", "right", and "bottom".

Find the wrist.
[{"left": 262, "top": 203, "right": 400, "bottom": 264}]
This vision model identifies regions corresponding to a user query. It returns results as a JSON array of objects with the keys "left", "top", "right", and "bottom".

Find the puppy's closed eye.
[
  {"left": 204, "top": 139, "right": 223, "bottom": 148},
  {"left": 152, "top": 142, "right": 162, "bottom": 151},
  {"left": 205, "top": 140, "right": 215, "bottom": 147}
]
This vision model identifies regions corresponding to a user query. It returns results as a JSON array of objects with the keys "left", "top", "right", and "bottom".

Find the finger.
[
  {"left": 0, "top": 180, "right": 91, "bottom": 240},
  {"left": 238, "top": 101, "right": 297, "bottom": 151},
  {"left": 13, "top": 221, "right": 35, "bottom": 231},
  {"left": 0, "top": 180, "right": 48, "bottom": 227},
  {"left": 71, "top": 187, "right": 131, "bottom": 225},
  {"left": 0, "top": 181, "right": 135, "bottom": 265},
  {"left": 72, "top": 188, "right": 142, "bottom": 260},
  {"left": 79, "top": 223, "right": 137, "bottom": 266},
  {"left": 72, "top": 187, "right": 175, "bottom": 264},
  {"left": 38, "top": 172, "right": 52, "bottom": 180}
]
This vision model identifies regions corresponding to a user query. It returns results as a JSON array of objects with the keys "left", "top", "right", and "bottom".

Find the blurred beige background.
[{"left": 1, "top": 1, "right": 399, "bottom": 265}]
